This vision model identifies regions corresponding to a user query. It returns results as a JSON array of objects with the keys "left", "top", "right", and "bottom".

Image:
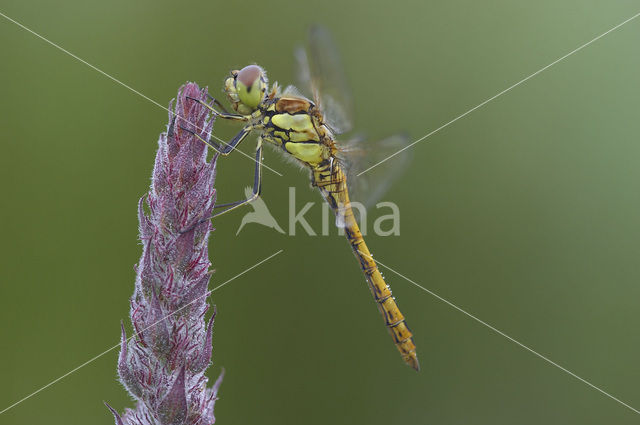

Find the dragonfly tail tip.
[{"left": 405, "top": 354, "right": 420, "bottom": 372}]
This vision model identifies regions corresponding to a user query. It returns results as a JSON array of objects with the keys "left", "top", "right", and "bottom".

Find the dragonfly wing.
[
  {"left": 295, "top": 25, "right": 354, "bottom": 135},
  {"left": 282, "top": 84, "right": 311, "bottom": 100},
  {"left": 339, "top": 133, "right": 411, "bottom": 211},
  {"left": 294, "top": 47, "right": 313, "bottom": 98}
]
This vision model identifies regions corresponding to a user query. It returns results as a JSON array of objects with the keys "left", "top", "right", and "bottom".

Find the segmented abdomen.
[{"left": 312, "top": 161, "right": 419, "bottom": 371}]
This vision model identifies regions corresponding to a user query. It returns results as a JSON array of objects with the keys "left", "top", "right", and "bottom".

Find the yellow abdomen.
[{"left": 311, "top": 162, "right": 420, "bottom": 370}]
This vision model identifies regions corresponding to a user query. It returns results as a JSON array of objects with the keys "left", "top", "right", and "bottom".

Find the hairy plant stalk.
[{"left": 106, "top": 83, "right": 222, "bottom": 425}]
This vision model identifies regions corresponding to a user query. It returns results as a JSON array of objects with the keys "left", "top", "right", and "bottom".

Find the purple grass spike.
[{"left": 107, "top": 83, "right": 222, "bottom": 425}]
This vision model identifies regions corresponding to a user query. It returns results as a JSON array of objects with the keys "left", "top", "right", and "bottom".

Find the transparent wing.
[
  {"left": 337, "top": 133, "right": 411, "bottom": 210},
  {"left": 295, "top": 25, "right": 353, "bottom": 135},
  {"left": 282, "top": 84, "right": 312, "bottom": 101}
]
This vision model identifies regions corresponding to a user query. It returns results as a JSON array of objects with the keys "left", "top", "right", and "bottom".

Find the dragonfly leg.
[
  {"left": 212, "top": 143, "right": 263, "bottom": 217},
  {"left": 179, "top": 144, "right": 263, "bottom": 233},
  {"left": 184, "top": 96, "right": 247, "bottom": 122},
  {"left": 205, "top": 93, "right": 230, "bottom": 114},
  {"left": 179, "top": 125, "right": 252, "bottom": 156}
]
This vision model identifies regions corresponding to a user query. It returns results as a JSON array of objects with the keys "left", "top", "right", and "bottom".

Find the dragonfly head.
[{"left": 224, "top": 65, "right": 267, "bottom": 115}]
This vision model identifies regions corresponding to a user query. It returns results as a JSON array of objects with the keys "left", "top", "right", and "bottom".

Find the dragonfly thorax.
[{"left": 224, "top": 64, "right": 268, "bottom": 115}]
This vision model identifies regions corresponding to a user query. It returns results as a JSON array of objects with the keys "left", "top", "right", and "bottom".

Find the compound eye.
[{"left": 237, "top": 65, "right": 262, "bottom": 90}]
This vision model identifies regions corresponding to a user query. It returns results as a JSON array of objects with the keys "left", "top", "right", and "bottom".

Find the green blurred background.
[{"left": 2, "top": 1, "right": 640, "bottom": 423}]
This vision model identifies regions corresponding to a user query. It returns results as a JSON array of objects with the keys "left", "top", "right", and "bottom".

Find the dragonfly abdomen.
[
  {"left": 312, "top": 162, "right": 420, "bottom": 371},
  {"left": 346, "top": 212, "right": 420, "bottom": 371}
]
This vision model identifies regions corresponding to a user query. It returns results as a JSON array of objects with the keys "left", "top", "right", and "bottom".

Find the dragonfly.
[{"left": 181, "top": 26, "right": 418, "bottom": 371}]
